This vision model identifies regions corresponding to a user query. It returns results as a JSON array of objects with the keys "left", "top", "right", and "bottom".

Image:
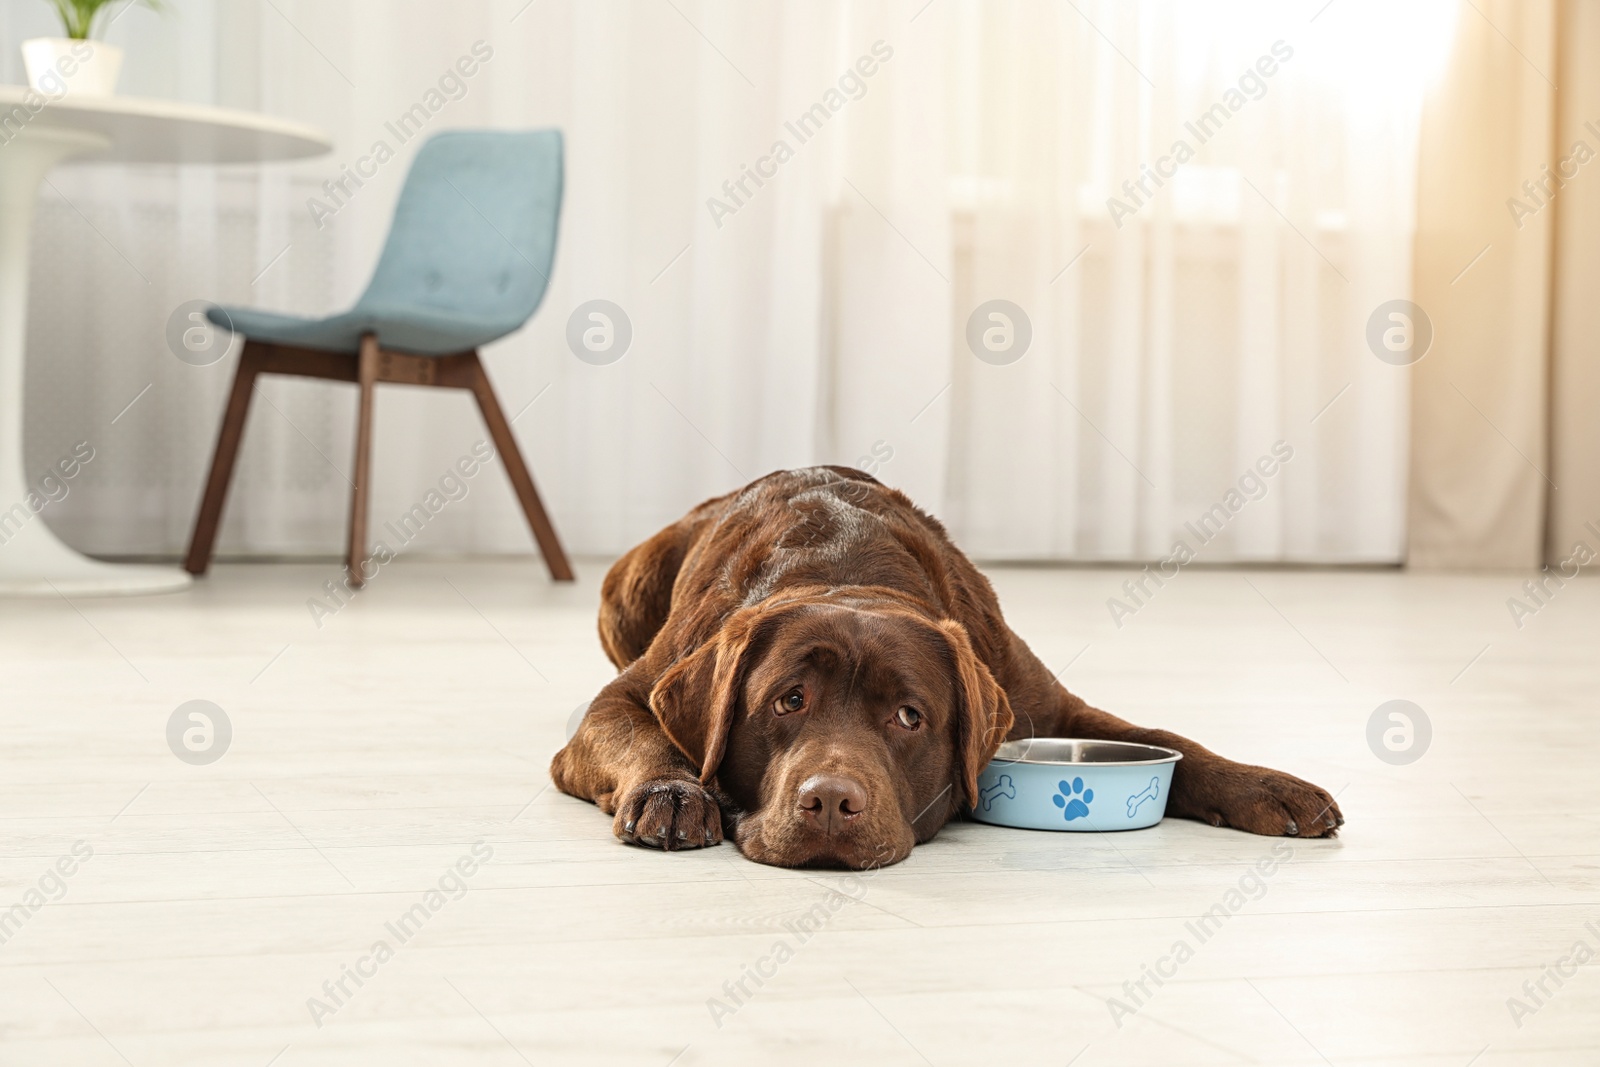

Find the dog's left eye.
[
  {"left": 895, "top": 706, "right": 922, "bottom": 730},
  {"left": 774, "top": 688, "right": 806, "bottom": 715}
]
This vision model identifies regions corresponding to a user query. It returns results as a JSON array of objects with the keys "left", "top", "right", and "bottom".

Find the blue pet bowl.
[{"left": 971, "top": 738, "right": 1183, "bottom": 831}]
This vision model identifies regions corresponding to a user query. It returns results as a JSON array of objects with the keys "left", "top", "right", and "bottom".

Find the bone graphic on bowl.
[
  {"left": 980, "top": 775, "right": 1016, "bottom": 811},
  {"left": 1125, "top": 776, "right": 1160, "bottom": 818}
]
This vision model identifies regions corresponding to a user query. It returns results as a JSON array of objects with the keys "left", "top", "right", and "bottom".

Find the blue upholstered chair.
[{"left": 185, "top": 130, "right": 572, "bottom": 584}]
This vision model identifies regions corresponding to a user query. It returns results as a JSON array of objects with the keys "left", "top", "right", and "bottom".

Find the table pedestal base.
[
  {"left": 0, "top": 124, "right": 191, "bottom": 597},
  {"left": 0, "top": 512, "right": 191, "bottom": 595}
]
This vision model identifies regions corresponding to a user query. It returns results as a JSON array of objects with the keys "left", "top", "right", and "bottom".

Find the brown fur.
[{"left": 551, "top": 466, "right": 1342, "bottom": 868}]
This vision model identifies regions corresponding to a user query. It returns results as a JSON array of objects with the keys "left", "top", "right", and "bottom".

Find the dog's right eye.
[{"left": 774, "top": 688, "right": 807, "bottom": 715}]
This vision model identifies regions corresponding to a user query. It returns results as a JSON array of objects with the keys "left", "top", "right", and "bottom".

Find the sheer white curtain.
[
  {"left": 942, "top": 0, "right": 1452, "bottom": 562},
  {"left": 8, "top": 0, "right": 1445, "bottom": 563}
]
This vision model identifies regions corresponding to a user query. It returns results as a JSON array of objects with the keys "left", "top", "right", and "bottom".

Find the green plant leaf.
[{"left": 45, "top": 0, "right": 165, "bottom": 41}]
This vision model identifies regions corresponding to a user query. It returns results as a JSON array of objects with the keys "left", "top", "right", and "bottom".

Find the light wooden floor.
[{"left": 2, "top": 559, "right": 1597, "bottom": 1065}]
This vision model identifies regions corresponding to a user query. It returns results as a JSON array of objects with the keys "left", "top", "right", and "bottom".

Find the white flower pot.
[{"left": 21, "top": 38, "right": 123, "bottom": 97}]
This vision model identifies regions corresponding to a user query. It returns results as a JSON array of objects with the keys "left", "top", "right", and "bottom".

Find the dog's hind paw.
[{"left": 613, "top": 778, "right": 724, "bottom": 851}]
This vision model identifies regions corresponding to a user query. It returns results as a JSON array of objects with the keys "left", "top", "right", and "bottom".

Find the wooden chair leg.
[
  {"left": 346, "top": 334, "right": 379, "bottom": 588},
  {"left": 184, "top": 342, "right": 264, "bottom": 576},
  {"left": 465, "top": 352, "right": 575, "bottom": 581}
]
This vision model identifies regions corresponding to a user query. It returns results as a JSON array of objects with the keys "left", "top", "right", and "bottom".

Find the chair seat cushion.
[{"left": 206, "top": 303, "right": 523, "bottom": 357}]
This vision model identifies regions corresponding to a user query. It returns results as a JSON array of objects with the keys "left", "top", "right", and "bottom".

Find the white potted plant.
[{"left": 22, "top": 0, "right": 163, "bottom": 97}]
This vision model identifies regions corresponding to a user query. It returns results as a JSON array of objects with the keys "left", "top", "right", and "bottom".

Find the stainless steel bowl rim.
[{"left": 988, "top": 737, "right": 1184, "bottom": 767}]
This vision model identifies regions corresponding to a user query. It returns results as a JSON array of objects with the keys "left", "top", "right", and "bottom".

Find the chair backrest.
[{"left": 355, "top": 130, "right": 562, "bottom": 335}]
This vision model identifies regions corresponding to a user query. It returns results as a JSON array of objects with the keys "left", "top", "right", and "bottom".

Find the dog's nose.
[{"left": 797, "top": 775, "right": 867, "bottom": 835}]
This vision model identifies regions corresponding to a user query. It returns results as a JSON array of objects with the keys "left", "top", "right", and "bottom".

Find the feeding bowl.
[{"left": 970, "top": 738, "right": 1183, "bottom": 831}]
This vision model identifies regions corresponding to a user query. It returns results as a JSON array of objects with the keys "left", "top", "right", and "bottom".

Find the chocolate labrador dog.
[{"left": 551, "top": 466, "right": 1342, "bottom": 868}]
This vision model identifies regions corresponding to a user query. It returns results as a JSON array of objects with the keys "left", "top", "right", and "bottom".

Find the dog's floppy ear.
[
  {"left": 648, "top": 612, "right": 762, "bottom": 783},
  {"left": 937, "top": 618, "right": 1015, "bottom": 810}
]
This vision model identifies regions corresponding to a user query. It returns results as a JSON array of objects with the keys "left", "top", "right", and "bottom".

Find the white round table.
[{"left": 0, "top": 87, "right": 330, "bottom": 595}]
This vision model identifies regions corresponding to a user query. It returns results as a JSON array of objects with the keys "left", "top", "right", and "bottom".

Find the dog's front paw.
[
  {"left": 1187, "top": 763, "right": 1343, "bottom": 838},
  {"left": 613, "top": 778, "right": 724, "bottom": 850}
]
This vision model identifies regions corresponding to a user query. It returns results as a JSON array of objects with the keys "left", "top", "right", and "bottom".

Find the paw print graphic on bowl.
[{"left": 1053, "top": 777, "right": 1094, "bottom": 821}]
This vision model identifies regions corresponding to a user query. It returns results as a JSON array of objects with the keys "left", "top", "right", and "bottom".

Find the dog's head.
[{"left": 649, "top": 592, "right": 1013, "bottom": 868}]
